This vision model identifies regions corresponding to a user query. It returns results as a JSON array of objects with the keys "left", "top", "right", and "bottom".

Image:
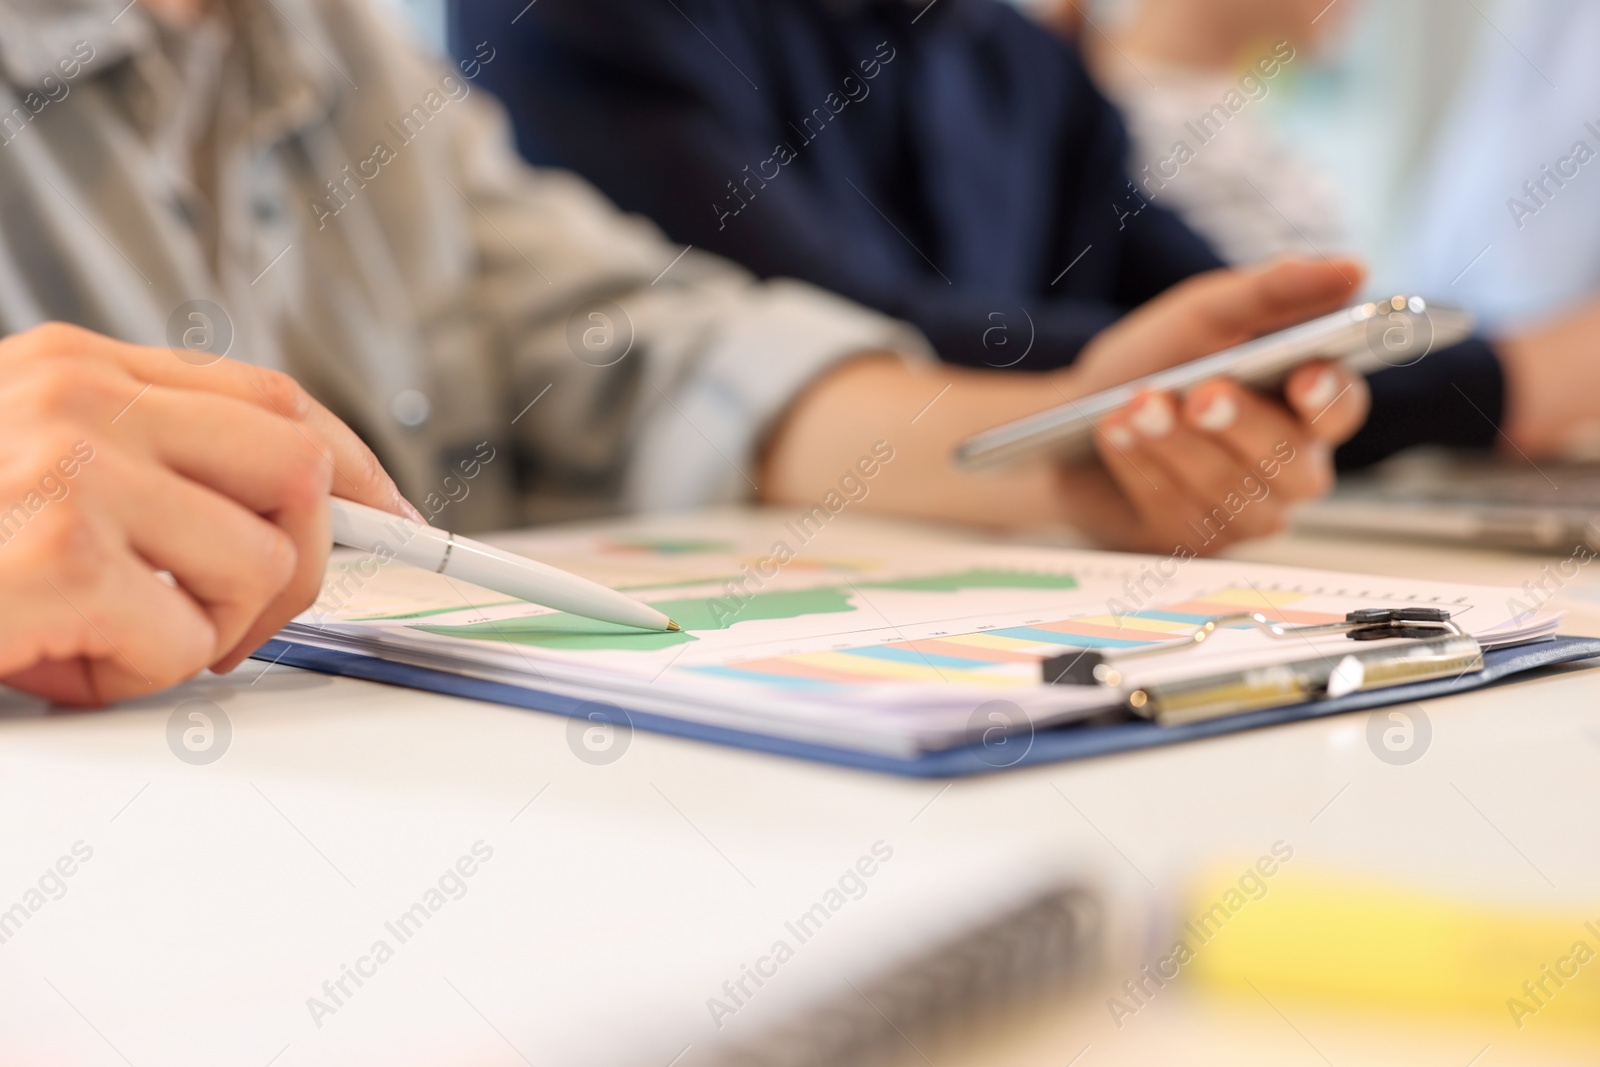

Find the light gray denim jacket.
[{"left": 0, "top": 0, "right": 927, "bottom": 530}]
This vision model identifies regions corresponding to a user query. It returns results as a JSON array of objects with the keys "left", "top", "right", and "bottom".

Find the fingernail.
[
  {"left": 1103, "top": 423, "right": 1136, "bottom": 450},
  {"left": 1193, "top": 391, "right": 1238, "bottom": 432},
  {"left": 1301, "top": 369, "right": 1341, "bottom": 411},
  {"left": 1130, "top": 394, "right": 1174, "bottom": 438},
  {"left": 396, "top": 495, "right": 427, "bottom": 524}
]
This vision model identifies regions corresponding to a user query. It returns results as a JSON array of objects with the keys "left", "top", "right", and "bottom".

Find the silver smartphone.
[{"left": 953, "top": 296, "right": 1474, "bottom": 470}]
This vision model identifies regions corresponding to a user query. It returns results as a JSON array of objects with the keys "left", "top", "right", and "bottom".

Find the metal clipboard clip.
[{"left": 1042, "top": 607, "right": 1484, "bottom": 728}]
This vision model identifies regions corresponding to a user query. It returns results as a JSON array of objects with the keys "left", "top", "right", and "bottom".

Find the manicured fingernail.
[
  {"left": 1103, "top": 423, "right": 1136, "bottom": 450},
  {"left": 1130, "top": 394, "right": 1174, "bottom": 438},
  {"left": 1193, "top": 392, "right": 1238, "bottom": 432},
  {"left": 1301, "top": 369, "right": 1341, "bottom": 410}
]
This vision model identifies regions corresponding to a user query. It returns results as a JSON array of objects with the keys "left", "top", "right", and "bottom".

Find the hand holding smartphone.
[{"left": 955, "top": 296, "right": 1471, "bottom": 470}]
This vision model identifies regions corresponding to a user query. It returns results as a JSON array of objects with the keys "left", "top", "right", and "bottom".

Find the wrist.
[
  {"left": 1491, "top": 333, "right": 1535, "bottom": 451},
  {"left": 761, "top": 354, "right": 1078, "bottom": 531},
  {"left": 1493, "top": 326, "right": 1572, "bottom": 456}
]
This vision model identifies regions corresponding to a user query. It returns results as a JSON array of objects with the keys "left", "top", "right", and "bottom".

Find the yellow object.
[{"left": 1181, "top": 867, "right": 1600, "bottom": 1032}]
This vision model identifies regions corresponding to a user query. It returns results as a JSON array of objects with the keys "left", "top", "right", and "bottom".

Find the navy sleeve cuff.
[{"left": 1336, "top": 337, "right": 1505, "bottom": 470}]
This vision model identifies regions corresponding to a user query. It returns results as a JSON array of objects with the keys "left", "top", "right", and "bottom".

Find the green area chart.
[{"left": 412, "top": 569, "right": 1079, "bottom": 651}]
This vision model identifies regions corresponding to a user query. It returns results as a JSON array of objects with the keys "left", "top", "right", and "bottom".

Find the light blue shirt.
[{"left": 1396, "top": 0, "right": 1600, "bottom": 330}]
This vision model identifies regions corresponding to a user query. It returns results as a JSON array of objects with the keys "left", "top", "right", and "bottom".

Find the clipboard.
[{"left": 249, "top": 635, "right": 1600, "bottom": 779}]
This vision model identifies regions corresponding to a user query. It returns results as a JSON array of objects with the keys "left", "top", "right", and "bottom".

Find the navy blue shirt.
[{"left": 455, "top": 0, "right": 1505, "bottom": 463}]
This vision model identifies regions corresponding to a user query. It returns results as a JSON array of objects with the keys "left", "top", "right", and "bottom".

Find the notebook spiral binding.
[{"left": 700, "top": 886, "right": 1101, "bottom": 1067}]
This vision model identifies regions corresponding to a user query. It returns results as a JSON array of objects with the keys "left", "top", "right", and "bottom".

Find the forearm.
[{"left": 759, "top": 354, "right": 1072, "bottom": 530}]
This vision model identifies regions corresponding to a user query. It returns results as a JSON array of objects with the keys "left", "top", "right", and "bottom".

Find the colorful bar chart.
[{"left": 697, "top": 587, "right": 1345, "bottom": 689}]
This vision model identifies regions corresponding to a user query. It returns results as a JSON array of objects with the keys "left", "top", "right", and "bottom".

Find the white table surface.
[{"left": 2, "top": 530, "right": 1598, "bottom": 1066}]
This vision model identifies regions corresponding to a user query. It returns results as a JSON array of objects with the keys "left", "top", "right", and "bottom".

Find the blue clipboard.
[{"left": 252, "top": 636, "right": 1600, "bottom": 778}]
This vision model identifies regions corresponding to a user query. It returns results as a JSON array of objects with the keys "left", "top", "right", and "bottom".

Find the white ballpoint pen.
[{"left": 328, "top": 499, "right": 681, "bottom": 632}]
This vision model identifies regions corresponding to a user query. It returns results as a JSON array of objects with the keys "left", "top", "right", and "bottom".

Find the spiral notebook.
[{"left": 255, "top": 510, "right": 1597, "bottom": 776}]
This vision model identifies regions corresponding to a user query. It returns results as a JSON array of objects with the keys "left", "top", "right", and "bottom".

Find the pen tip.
[{"left": 666, "top": 619, "right": 682, "bottom": 632}]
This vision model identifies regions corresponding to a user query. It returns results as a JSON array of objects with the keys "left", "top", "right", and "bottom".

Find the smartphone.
[{"left": 953, "top": 296, "right": 1474, "bottom": 470}]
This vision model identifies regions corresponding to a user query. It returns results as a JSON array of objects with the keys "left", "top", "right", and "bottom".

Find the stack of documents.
[{"left": 278, "top": 512, "right": 1561, "bottom": 757}]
